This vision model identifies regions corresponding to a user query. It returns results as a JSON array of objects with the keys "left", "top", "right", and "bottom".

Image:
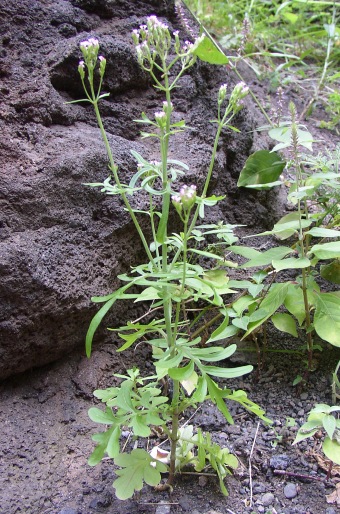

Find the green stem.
[
  {"left": 168, "top": 378, "right": 180, "bottom": 484},
  {"left": 92, "top": 100, "right": 155, "bottom": 265}
]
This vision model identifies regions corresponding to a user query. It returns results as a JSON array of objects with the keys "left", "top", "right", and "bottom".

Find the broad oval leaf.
[
  {"left": 272, "top": 257, "right": 310, "bottom": 272},
  {"left": 194, "top": 34, "right": 229, "bottom": 64},
  {"left": 323, "top": 414, "right": 336, "bottom": 440},
  {"left": 271, "top": 313, "right": 298, "bottom": 337},
  {"left": 237, "top": 150, "right": 285, "bottom": 187},
  {"left": 314, "top": 293, "right": 340, "bottom": 347},
  {"left": 310, "top": 242, "right": 340, "bottom": 260},
  {"left": 323, "top": 437, "right": 340, "bottom": 466},
  {"left": 306, "top": 227, "right": 340, "bottom": 238},
  {"left": 320, "top": 260, "right": 340, "bottom": 284}
]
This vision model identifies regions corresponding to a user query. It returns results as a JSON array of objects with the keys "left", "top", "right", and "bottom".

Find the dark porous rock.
[
  {"left": 0, "top": 0, "right": 284, "bottom": 379},
  {"left": 270, "top": 454, "right": 291, "bottom": 470}
]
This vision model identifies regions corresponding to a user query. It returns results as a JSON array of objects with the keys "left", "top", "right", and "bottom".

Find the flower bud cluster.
[
  {"left": 154, "top": 101, "right": 173, "bottom": 128},
  {"left": 132, "top": 15, "right": 171, "bottom": 67},
  {"left": 172, "top": 185, "right": 197, "bottom": 218},
  {"left": 132, "top": 15, "right": 205, "bottom": 70},
  {"left": 78, "top": 38, "right": 106, "bottom": 80},
  {"left": 229, "top": 81, "right": 249, "bottom": 114},
  {"left": 218, "top": 83, "right": 228, "bottom": 105}
]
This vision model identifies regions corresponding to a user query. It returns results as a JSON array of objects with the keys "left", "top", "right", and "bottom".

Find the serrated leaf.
[
  {"left": 130, "top": 414, "right": 151, "bottom": 437},
  {"left": 323, "top": 437, "right": 340, "bottom": 466},
  {"left": 88, "top": 407, "right": 115, "bottom": 424},
  {"left": 88, "top": 441, "right": 107, "bottom": 466},
  {"left": 272, "top": 313, "right": 298, "bottom": 337},
  {"left": 113, "top": 449, "right": 167, "bottom": 500},
  {"left": 237, "top": 150, "right": 285, "bottom": 187}
]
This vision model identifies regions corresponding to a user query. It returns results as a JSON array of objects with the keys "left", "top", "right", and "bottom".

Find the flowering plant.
[{"left": 73, "top": 17, "right": 269, "bottom": 499}]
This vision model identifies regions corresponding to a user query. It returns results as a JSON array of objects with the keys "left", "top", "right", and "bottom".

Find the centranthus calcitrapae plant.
[{"left": 73, "top": 17, "right": 271, "bottom": 499}]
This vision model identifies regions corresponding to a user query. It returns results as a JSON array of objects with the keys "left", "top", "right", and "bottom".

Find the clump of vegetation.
[{"left": 72, "top": 0, "right": 340, "bottom": 502}]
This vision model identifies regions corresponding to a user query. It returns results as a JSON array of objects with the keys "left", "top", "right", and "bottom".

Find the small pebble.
[
  {"left": 58, "top": 509, "right": 77, "bottom": 514},
  {"left": 261, "top": 492, "right": 275, "bottom": 507},
  {"left": 325, "top": 508, "right": 337, "bottom": 514},
  {"left": 300, "top": 392, "right": 308, "bottom": 400},
  {"left": 155, "top": 502, "right": 171, "bottom": 514},
  {"left": 270, "top": 454, "right": 290, "bottom": 470},
  {"left": 253, "top": 482, "right": 266, "bottom": 494},
  {"left": 284, "top": 482, "right": 298, "bottom": 499},
  {"left": 198, "top": 475, "right": 208, "bottom": 487}
]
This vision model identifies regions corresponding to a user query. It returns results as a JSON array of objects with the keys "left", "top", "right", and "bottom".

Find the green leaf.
[
  {"left": 168, "top": 360, "right": 195, "bottom": 381},
  {"left": 241, "top": 247, "right": 293, "bottom": 268},
  {"left": 314, "top": 293, "right": 340, "bottom": 347},
  {"left": 86, "top": 297, "right": 116, "bottom": 357},
  {"left": 323, "top": 437, "right": 340, "bottom": 466},
  {"left": 194, "top": 34, "right": 229, "bottom": 64},
  {"left": 130, "top": 414, "right": 151, "bottom": 437},
  {"left": 272, "top": 257, "right": 310, "bottom": 272},
  {"left": 228, "top": 245, "right": 261, "bottom": 260},
  {"left": 88, "top": 426, "right": 120, "bottom": 466},
  {"left": 181, "top": 370, "right": 198, "bottom": 395},
  {"left": 88, "top": 440, "right": 107, "bottom": 466},
  {"left": 232, "top": 316, "right": 249, "bottom": 331},
  {"left": 284, "top": 284, "right": 309, "bottom": 326},
  {"left": 256, "top": 216, "right": 312, "bottom": 239},
  {"left": 190, "top": 344, "right": 237, "bottom": 362},
  {"left": 243, "top": 283, "right": 289, "bottom": 338},
  {"left": 88, "top": 407, "right": 115, "bottom": 424},
  {"left": 226, "top": 389, "right": 272, "bottom": 424},
  {"left": 268, "top": 126, "right": 314, "bottom": 152},
  {"left": 200, "top": 363, "right": 253, "bottom": 379},
  {"left": 237, "top": 150, "right": 285, "bottom": 187},
  {"left": 106, "top": 426, "right": 121, "bottom": 458},
  {"left": 310, "top": 242, "right": 340, "bottom": 260},
  {"left": 272, "top": 313, "right": 298, "bottom": 337},
  {"left": 320, "top": 260, "right": 340, "bottom": 284},
  {"left": 293, "top": 422, "right": 320, "bottom": 444},
  {"left": 323, "top": 415, "right": 337, "bottom": 440},
  {"left": 206, "top": 376, "right": 233, "bottom": 424},
  {"left": 306, "top": 227, "right": 340, "bottom": 238},
  {"left": 113, "top": 449, "right": 167, "bottom": 500}
]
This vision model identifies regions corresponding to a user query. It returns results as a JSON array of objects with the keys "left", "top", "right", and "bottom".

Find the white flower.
[{"left": 155, "top": 111, "right": 166, "bottom": 120}]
